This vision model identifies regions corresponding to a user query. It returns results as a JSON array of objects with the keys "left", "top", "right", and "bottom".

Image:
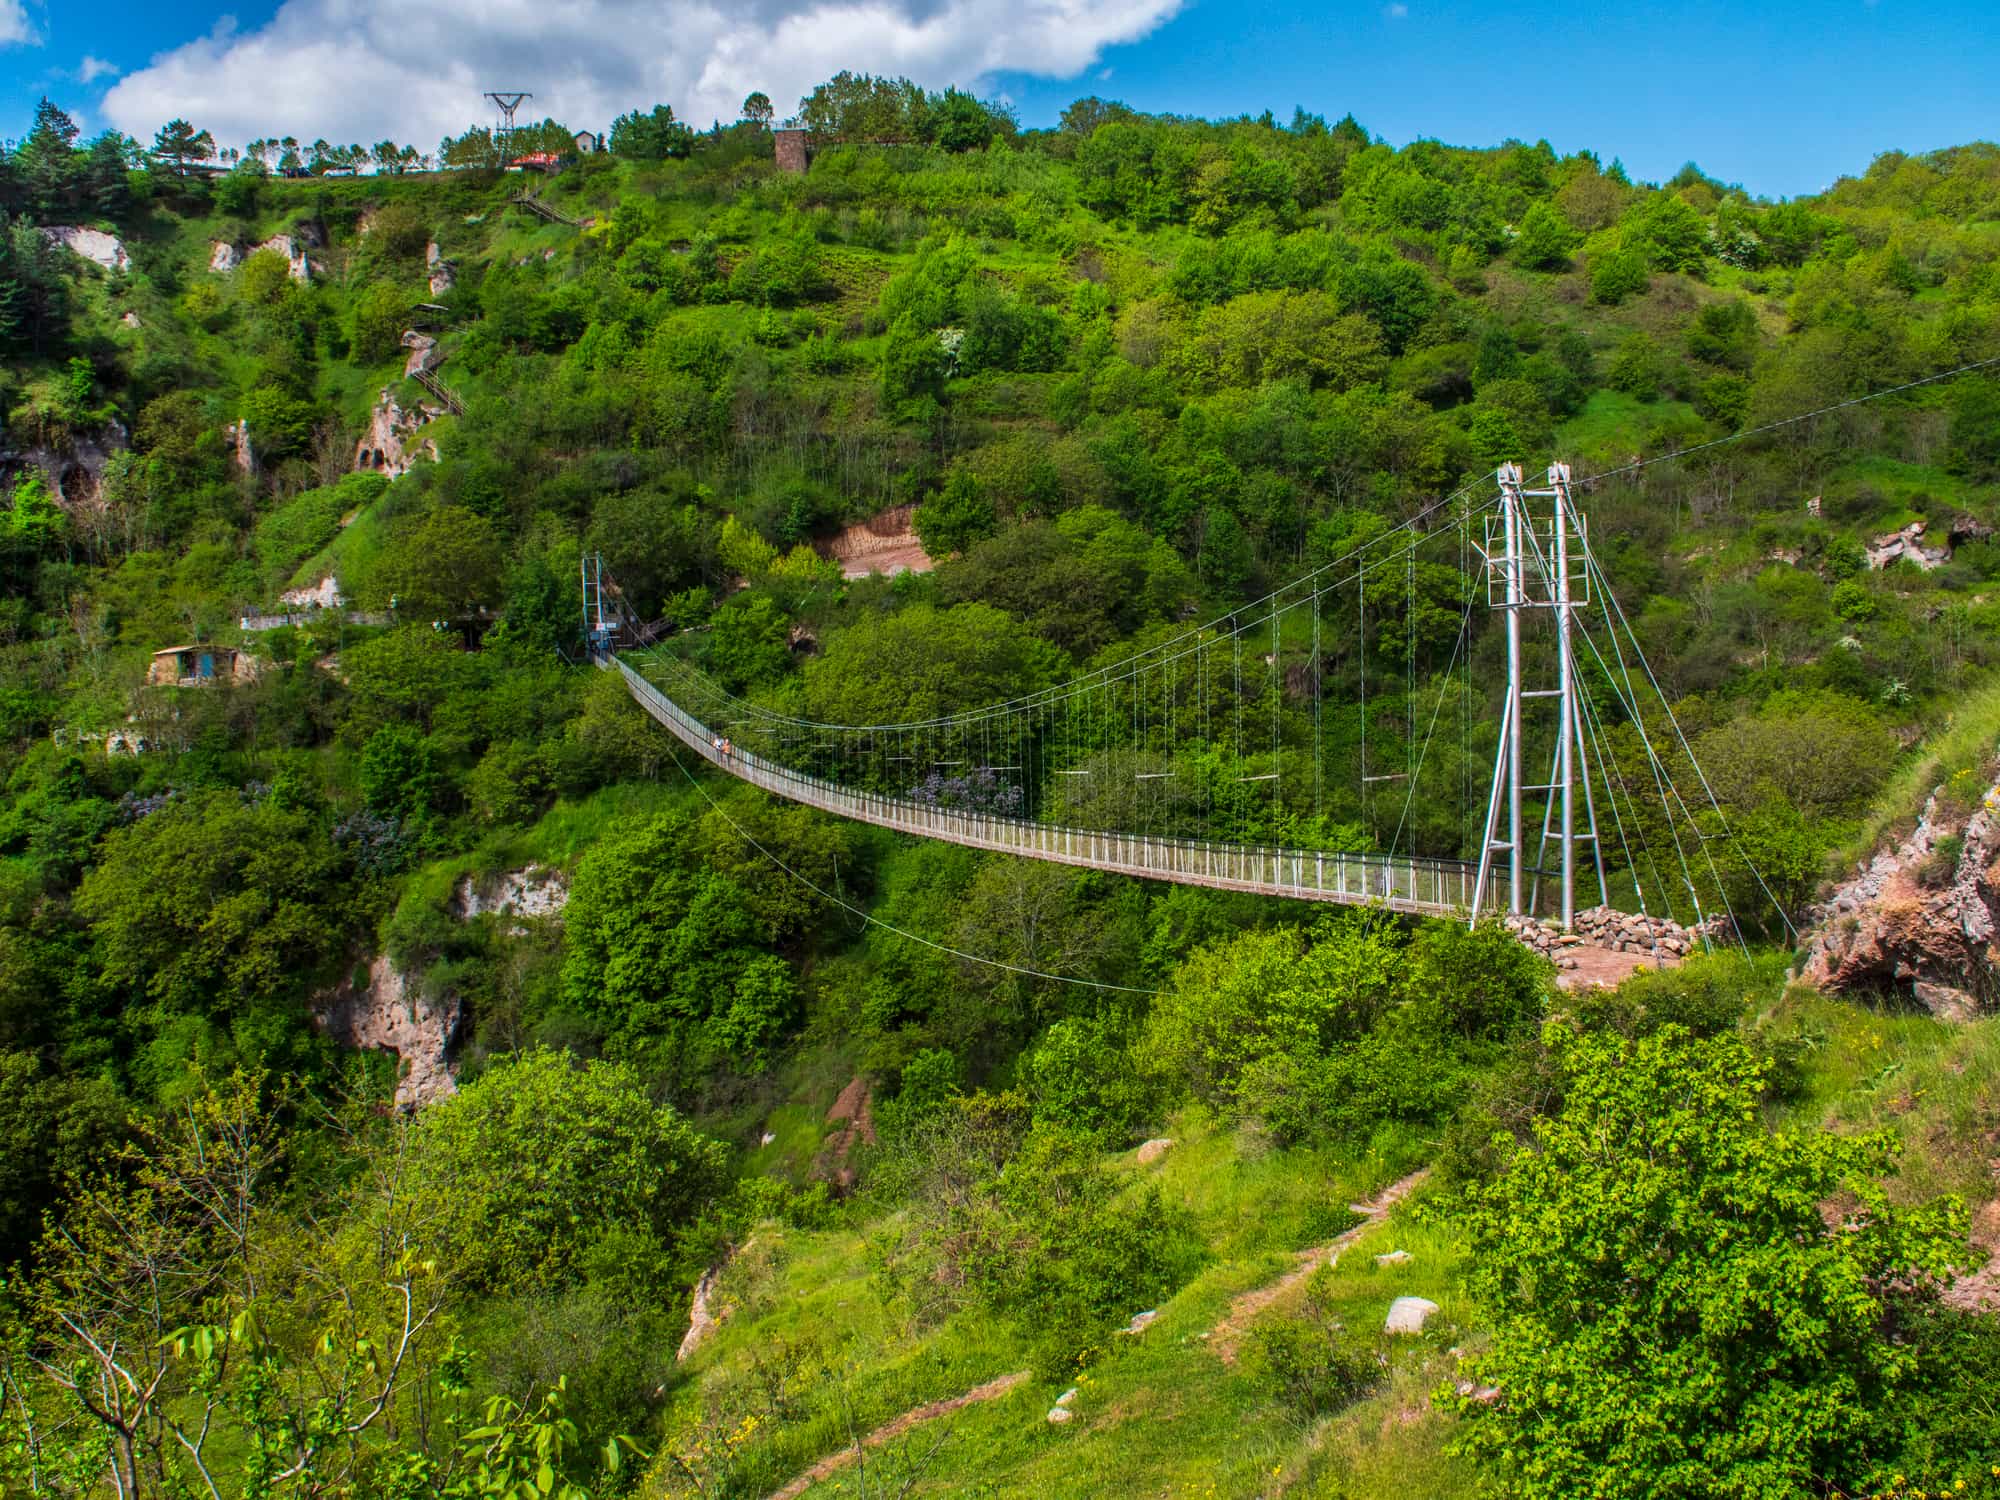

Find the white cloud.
[
  {"left": 79, "top": 54, "right": 119, "bottom": 82},
  {"left": 1383, "top": 2, "right": 1408, "bottom": 17},
  {"left": 101, "top": 0, "right": 1182, "bottom": 152},
  {"left": 0, "top": 0, "right": 38, "bottom": 47}
]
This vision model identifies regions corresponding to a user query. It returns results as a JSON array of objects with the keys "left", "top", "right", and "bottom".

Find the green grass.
[
  {"left": 1761, "top": 985, "right": 2000, "bottom": 1205},
  {"left": 1554, "top": 389, "right": 1703, "bottom": 466},
  {"left": 1841, "top": 675, "right": 2000, "bottom": 865}
]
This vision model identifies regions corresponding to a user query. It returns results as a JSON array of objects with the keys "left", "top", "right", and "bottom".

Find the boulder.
[
  {"left": 1046, "top": 1406, "right": 1073, "bottom": 1425},
  {"left": 1867, "top": 521, "right": 1950, "bottom": 572},
  {"left": 209, "top": 240, "right": 242, "bottom": 273},
  {"left": 281, "top": 575, "right": 343, "bottom": 610},
  {"left": 1384, "top": 1296, "right": 1439, "bottom": 1335},
  {"left": 1135, "top": 1137, "right": 1174, "bottom": 1165},
  {"left": 1374, "top": 1249, "right": 1412, "bottom": 1267}
]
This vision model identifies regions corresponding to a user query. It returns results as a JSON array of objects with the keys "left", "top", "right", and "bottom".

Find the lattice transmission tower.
[{"left": 484, "top": 91, "right": 533, "bottom": 161}]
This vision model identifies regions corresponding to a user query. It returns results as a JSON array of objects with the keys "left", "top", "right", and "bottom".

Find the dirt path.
[
  {"left": 763, "top": 1370, "right": 1031, "bottom": 1500},
  {"left": 1556, "top": 943, "right": 1671, "bottom": 991},
  {"left": 1208, "top": 1168, "right": 1432, "bottom": 1366},
  {"left": 1944, "top": 1198, "right": 2000, "bottom": 1315}
]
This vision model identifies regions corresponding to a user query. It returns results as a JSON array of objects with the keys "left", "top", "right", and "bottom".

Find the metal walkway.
[{"left": 615, "top": 658, "right": 1506, "bottom": 918}]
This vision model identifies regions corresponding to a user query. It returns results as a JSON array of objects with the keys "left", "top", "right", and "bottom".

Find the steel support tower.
[
  {"left": 484, "top": 91, "right": 533, "bottom": 160},
  {"left": 1472, "top": 463, "right": 1605, "bottom": 929}
]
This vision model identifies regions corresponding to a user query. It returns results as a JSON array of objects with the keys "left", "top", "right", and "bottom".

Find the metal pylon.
[{"left": 1471, "top": 463, "right": 1604, "bottom": 929}]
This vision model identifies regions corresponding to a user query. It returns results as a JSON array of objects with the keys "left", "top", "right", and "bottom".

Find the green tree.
[
  {"left": 411, "top": 1049, "right": 727, "bottom": 1292},
  {"left": 912, "top": 471, "right": 997, "bottom": 558},
  {"left": 375, "top": 505, "right": 504, "bottom": 616},
  {"left": 1512, "top": 201, "right": 1578, "bottom": 271},
  {"left": 150, "top": 117, "right": 216, "bottom": 176},
  {"left": 74, "top": 792, "right": 352, "bottom": 1027},
  {"left": 1589, "top": 244, "right": 1651, "bottom": 304},
  {"left": 1452, "top": 1024, "right": 1968, "bottom": 1500},
  {"left": 608, "top": 104, "right": 693, "bottom": 161},
  {"left": 804, "top": 601, "right": 1065, "bottom": 724}
]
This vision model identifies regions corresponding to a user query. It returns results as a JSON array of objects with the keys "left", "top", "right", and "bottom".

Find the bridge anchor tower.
[{"left": 1472, "top": 464, "right": 1605, "bottom": 930}]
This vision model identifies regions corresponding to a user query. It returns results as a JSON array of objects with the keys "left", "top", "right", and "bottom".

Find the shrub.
[
  {"left": 1245, "top": 1263, "right": 1385, "bottom": 1424},
  {"left": 1450, "top": 1025, "right": 1968, "bottom": 1499},
  {"left": 412, "top": 1049, "right": 728, "bottom": 1294}
]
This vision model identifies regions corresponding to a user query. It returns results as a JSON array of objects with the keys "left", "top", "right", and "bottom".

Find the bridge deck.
[{"left": 617, "top": 659, "right": 1506, "bottom": 918}]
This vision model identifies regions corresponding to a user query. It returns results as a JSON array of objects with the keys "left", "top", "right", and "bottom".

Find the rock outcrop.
[
  {"left": 209, "top": 240, "right": 241, "bottom": 273},
  {"left": 1800, "top": 778, "right": 2000, "bottom": 1019},
  {"left": 451, "top": 865, "right": 568, "bottom": 923},
  {"left": 1867, "top": 520, "right": 1950, "bottom": 572},
  {"left": 252, "top": 234, "right": 313, "bottom": 283},
  {"left": 314, "top": 955, "right": 459, "bottom": 1110},
  {"left": 280, "top": 575, "right": 343, "bottom": 610},
  {"left": 42, "top": 226, "right": 129, "bottom": 272},
  {"left": 401, "top": 329, "right": 442, "bottom": 377},
  {"left": 225, "top": 419, "right": 255, "bottom": 476},
  {"left": 814, "top": 505, "right": 934, "bottom": 579},
  {"left": 352, "top": 386, "right": 443, "bottom": 476},
  {"left": 2, "top": 420, "right": 129, "bottom": 510},
  {"left": 426, "top": 241, "right": 456, "bottom": 296}
]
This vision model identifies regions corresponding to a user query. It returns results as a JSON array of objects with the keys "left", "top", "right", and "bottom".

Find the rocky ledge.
[{"left": 1800, "top": 778, "right": 2000, "bottom": 1021}]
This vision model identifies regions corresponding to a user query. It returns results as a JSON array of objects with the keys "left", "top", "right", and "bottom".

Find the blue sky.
[{"left": 3, "top": 0, "right": 1994, "bottom": 199}]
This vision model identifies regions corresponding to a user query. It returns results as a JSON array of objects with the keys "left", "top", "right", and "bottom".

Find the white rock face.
[
  {"left": 252, "top": 235, "right": 312, "bottom": 283},
  {"left": 280, "top": 575, "right": 344, "bottom": 609},
  {"left": 401, "top": 330, "right": 441, "bottom": 377},
  {"left": 453, "top": 866, "right": 569, "bottom": 922},
  {"left": 314, "top": 955, "right": 459, "bottom": 1110},
  {"left": 43, "top": 226, "right": 129, "bottom": 272},
  {"left": 1385, "top": 1296, "right": 1439, "bottom": 1335},
  {"left": 426, "top": 241, "right": 456, "bottom": 296},
  {"left": 209, "top": 240, "right": 242, "bottom": 272},
  {"left": 352, "top": 386, "right": 443, "bottom": 478},
  {"left": 121, "top": 310, "right": 142, "bottom": 328},
  {"left": 224, "top": 418, "right": 255, "bottom": 476}
]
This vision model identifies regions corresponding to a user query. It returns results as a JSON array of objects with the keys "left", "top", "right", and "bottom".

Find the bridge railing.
[{"left": 615, "top": 656, "right": 1508, "bottom": 918}]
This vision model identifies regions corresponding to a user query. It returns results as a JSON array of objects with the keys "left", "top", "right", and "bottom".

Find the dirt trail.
[
  {"left": 1556, "top": 943, "right": 1665, "bottom": 991},
  {"left": 1207, "top": 1168, "right": 1432, "bottom": 1366},
  {"left": 1944, "top": 1197, "right": 2000, "bottom": 1315},
  {"left": 763, "top": 1370, "right": 1031, "bottom": 1500}
]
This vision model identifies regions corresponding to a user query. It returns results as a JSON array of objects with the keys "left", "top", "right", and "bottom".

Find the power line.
[{"left": 1577, "top": 351, "right": 2000, "bottom": 488}]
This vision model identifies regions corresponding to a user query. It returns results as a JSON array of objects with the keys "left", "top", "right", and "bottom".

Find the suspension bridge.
[{"left": 593, "top": 464, "right": 1770, "bottom": 937}]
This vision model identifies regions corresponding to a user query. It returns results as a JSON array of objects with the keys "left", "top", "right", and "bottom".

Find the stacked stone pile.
[{"left": 1501, "top": 906, "right": 1722, "bottom": 968}]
